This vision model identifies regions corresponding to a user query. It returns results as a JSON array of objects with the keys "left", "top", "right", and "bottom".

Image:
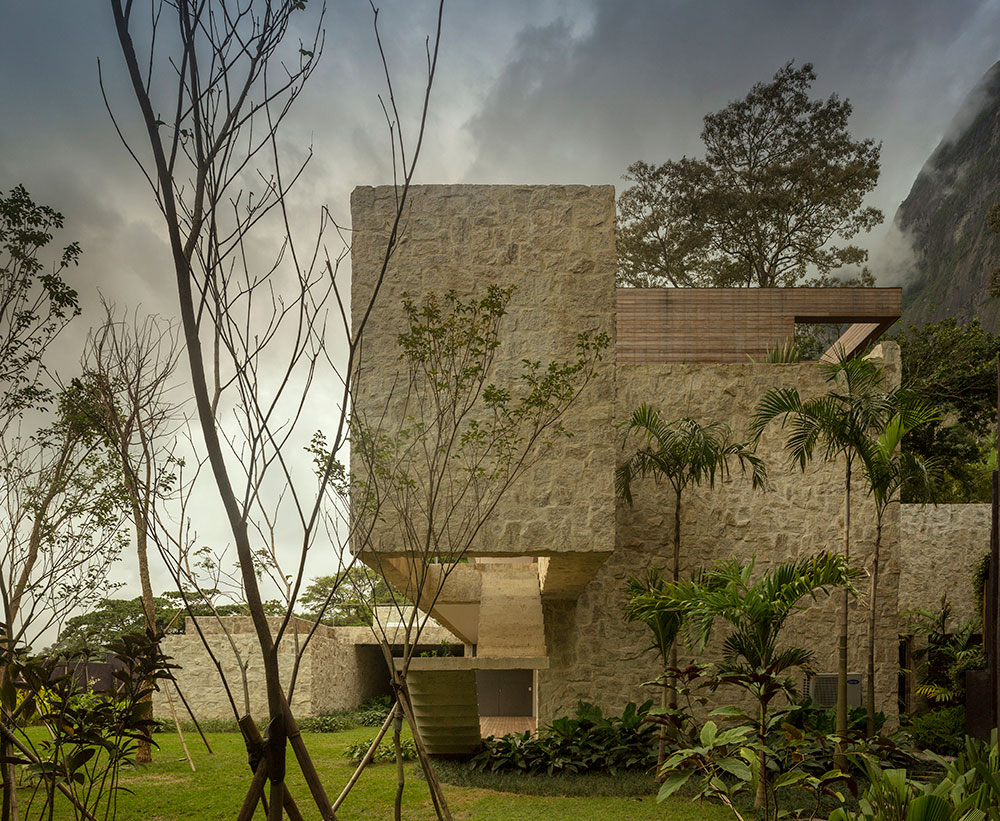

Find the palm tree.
[
  {"left": 624, "top": 568, "right": 684, "bottom": 777},
  {"left": 632, "top": 552, "right": 857, "bottom": 812},
  {"left": 616, "top": 407, "right": 766, "bottom": 706},
  {"left": 859, "top": 402, "right": 940, "bottom": 735},
  {"left": 750, "top": 353, "right": 894, "bottom": 763}
]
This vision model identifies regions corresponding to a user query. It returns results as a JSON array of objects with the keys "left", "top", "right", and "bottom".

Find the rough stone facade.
[
  {"left": 539, "top": 353, "right": 903, "bottom": 723},
  {"left": 349, "top": 183, "right": 909, "bottom": 730},
  {"left": 900, "top": 504, "right": 989, "bottom": 627},
  {"left": 156, "top": 617, "right": 456, "bottom": 721},
  {"left": 350, "top": 185, "right": 617, "bottom": 560}
]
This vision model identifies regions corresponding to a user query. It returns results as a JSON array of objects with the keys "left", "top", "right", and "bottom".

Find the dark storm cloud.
[
  {"left": 2, "top": 0, "right": 997, "bottom": 608},
  {"left": 462, "top": 0, "right": 1000, "bottom": 238}
]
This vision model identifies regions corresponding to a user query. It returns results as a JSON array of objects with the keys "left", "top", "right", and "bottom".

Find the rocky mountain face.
[{"left": 899, "top": 61, "right": 1000, "bottom": 331}]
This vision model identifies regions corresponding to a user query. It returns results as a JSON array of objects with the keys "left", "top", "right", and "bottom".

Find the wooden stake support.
[{"left": 164, "top": 682, "right": 195, "bottom": 771}]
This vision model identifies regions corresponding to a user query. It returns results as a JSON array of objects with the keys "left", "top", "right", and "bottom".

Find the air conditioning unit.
[{"left": 807, "top": 673, "right": 862, "bottom": 709}]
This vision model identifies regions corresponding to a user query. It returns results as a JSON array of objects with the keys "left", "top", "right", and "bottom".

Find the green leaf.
[
  {"left": 773, "top": 770, "right": 809, "bottom": 788},
  {"left": 657, "top": 771, "right": 692, "bottom": 801},
  {"left": 905, "top": 794, "right": 956, "bottom": 821},
  {"left": 700, "top": 720, "right": 718, "bottom": 747},
  {"left": 716, "top": 757, "right": 752, "bottom": 782}
]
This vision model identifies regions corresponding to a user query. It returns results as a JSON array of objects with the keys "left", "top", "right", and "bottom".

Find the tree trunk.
[
  {"left": 1, "top": 739, "right": 13, "bottom": 821},
  {"left": 131, "top": 481, "right": 156, "bottom": 764},
  {"left": 866, "top": 519, "right": 881, "bottom": 738},
  {"left": 393, "top": 709, "right": 404, "bottom": 821},
  {"left": 754, "top": 701, "right": 767, "bottom": 811},
  {"left": 668, "top": 489, "right": 681, "bottom": 712},
  {"left": 835, "top": 460, "right": 851, "bottom": 771},
  {"left": 655, "top": 667, "right": 669, "bottom": 782}
]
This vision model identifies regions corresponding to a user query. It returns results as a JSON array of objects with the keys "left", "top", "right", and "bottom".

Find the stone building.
[
  {"left": 349, "top": 184, "right": 989, "bottom": 753},
  {"left": 161, "top": 184, "right": 990, "bottom": 742}
]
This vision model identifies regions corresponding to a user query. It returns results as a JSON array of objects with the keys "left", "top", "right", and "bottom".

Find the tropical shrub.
[
  {"left": 832, "top": 731, "right": 1000, "bottom": 820},
  {"left": 3, "top": 631, "right": 173, "bottom": 821},
  {"left": 297, "top": 696, "right": 394, "bottom": 733},
  {"left": 356, "top": 695, "right": 394, "bottom": 727},
  {"left": 344, "top": 735, "right": 417, "bottom": 766},
  {"left": 657, "top": 711, "right": 857, "bottom": 821},
  {"left": 785, "top": 700, "right": 886, "bottom": 738},
  {"left": 298, "top": 713, "right": 357, "bottom": 733},
  {"left": 908, "top": 706, "right": 967, "bottom": 756},
  {"left": 904, "top": 596, "right": 985, "bottom": 707},
  {"left": 470, "top": 700, "right": 658, "bottom": 776}
]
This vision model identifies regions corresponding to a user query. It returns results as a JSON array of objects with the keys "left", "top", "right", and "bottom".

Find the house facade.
[
  {"left": 349, "top": 184, "right": 951, "bottom": 752},
  {"left": 159, "top": 184, "right": 989, "bottom": 742}
]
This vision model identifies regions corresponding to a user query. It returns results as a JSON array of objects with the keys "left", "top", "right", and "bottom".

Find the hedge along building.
[{"left": 349, "top": 184, "right": 915, "bottom": 753}]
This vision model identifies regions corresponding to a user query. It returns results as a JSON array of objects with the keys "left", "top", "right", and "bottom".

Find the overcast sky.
[{"left": 2, "top": 0, "right": 999, "bottom": 614}]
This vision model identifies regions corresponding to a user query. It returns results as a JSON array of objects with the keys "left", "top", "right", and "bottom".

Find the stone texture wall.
[
  {"left": 539, "top": 349, "right": 903, "bottom": 725},
  {"left": 900, "top": 504, "right": 989, "bottom": 627},
  {"left": 349, "top": 185, "right": 616, "bottom": 559},
  {"left": 156, "top": 617, "right": 454, "bottom": 720},
  {"left": 157, "top": 618, "right": 315, "bottom": 721}
]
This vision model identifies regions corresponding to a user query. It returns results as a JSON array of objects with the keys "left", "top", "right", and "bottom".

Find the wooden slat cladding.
[{"left": 616, "top": 288, "right": 902, "bottom": 363}]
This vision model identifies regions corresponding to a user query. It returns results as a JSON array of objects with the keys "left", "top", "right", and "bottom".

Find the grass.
[{"left": 18, "top": 727, "right": 733, "bottom": 820}]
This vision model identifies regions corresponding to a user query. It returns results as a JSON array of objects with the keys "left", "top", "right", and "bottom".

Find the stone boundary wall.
[
  {"left": 899, "top": 503, "right": 989, "bottom": 627},
  {"left": 156, "top": 616, "right": 457, "bottom": 720}
]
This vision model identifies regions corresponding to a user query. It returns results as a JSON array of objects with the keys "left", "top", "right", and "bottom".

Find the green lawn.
[{"left": 20, "top": 728, "right": 733, "bottom": 820}]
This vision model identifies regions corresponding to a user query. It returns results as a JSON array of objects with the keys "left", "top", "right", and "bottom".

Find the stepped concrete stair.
[
  {"left": 405, "top": 669, "right": 481, "bottom": 755},
  {"left": 404, "top": 561, "right": 549, "bottom": 755},
  {"left": 475, "top": 562, "right": 547, "bottom": 659}
]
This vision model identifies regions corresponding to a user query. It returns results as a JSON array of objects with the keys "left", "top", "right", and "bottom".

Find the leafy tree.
[
  {"left": 624, "top": 568, "right": 684, "bottom": 778},
  {"left": 859, "top": 403, "right": 940, "bottom": 736},
  {"left": 53, "top": 596, "right": 180, "bottom": 657},
  {"left": 0, "top": 185, "right": 81, "bottom": 424},
  {"left": 618, "top": 62, "right": 882, "bottom": 288},
  {"left": 299, "top": 569, "right": 396, "bottom": 626},
  {"left": 616, "top": 407, "right": 765, "bottom": 743},
  {"left": 892, "top": 319, "right": 1000, "bottom": 502},
  {"left": 635, "top": 553, "right": 856, "bottom": 811},
  {"left": 751, "top": 354, "right": 895, "bottom": 765}
]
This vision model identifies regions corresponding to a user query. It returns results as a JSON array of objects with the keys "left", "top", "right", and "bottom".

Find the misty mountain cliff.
[{"left": 898, "top": 61, "right": 1000, "bottom": 331}]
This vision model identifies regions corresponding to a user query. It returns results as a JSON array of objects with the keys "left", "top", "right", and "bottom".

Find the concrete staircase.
[
  {"left": 475, "top": 562, "right": 547, "bottom": 659},
  {"left": 405, "top": 561, "right": 548, "bottom": 755}
]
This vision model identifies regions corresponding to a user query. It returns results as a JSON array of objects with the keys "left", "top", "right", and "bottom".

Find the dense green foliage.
[
  {"left": 617, "top": 63, "right": 882, "bottom": 288},
  {"left": 893, "top": 318, "right": 1000, "bottom": 502},
  {"left": 298, "top": 568, "right": 397, "bottom": 626},
  {"left": 832, "top": 731, "right": 1000, "bottom": 820},
  {"left": 6, "top": 633, "right": 173, "bottom": 820},
  {"left": 470, "top": 701, "right": 658, "bottom": 776},
  {"left": 904, "top": 596, "right": 985, "bottom": 707},
  {"left": 907, "top": 707, "right": 967, "bottom": 757},
  {"left": 344, "top": 735, "right": 417, "bottom": 766}
]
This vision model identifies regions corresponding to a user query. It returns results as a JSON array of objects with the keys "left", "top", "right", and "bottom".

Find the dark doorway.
[{"left": 476, "top": 669, "right": 533, "bottom": 716}]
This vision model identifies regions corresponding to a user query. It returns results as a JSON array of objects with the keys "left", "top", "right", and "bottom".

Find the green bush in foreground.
[
  {"left": 470, "top": 700, "right": 657, "bottom": 776},
  {"left": 832, "top": 730, "right": 1000, "bottom": 820},
  {"left": 344, "top": 736, "right": 417, "bottom": 766},
  {"left": 907, "top": 706, "right": 966, "bottom": 756}
]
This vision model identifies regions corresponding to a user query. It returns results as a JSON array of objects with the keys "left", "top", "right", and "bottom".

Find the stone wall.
[
  {"left": 539, "top": 349, "right": 903, "bottom": 724},
  {"left": 349, "top": 185, "right": 617, "bottom": 559},
  {"left": 157, "top": 617, "right": 454, "bottom": 721},
  {"left": 900, "top": 504, "right": 989, "bottom": 627}
]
